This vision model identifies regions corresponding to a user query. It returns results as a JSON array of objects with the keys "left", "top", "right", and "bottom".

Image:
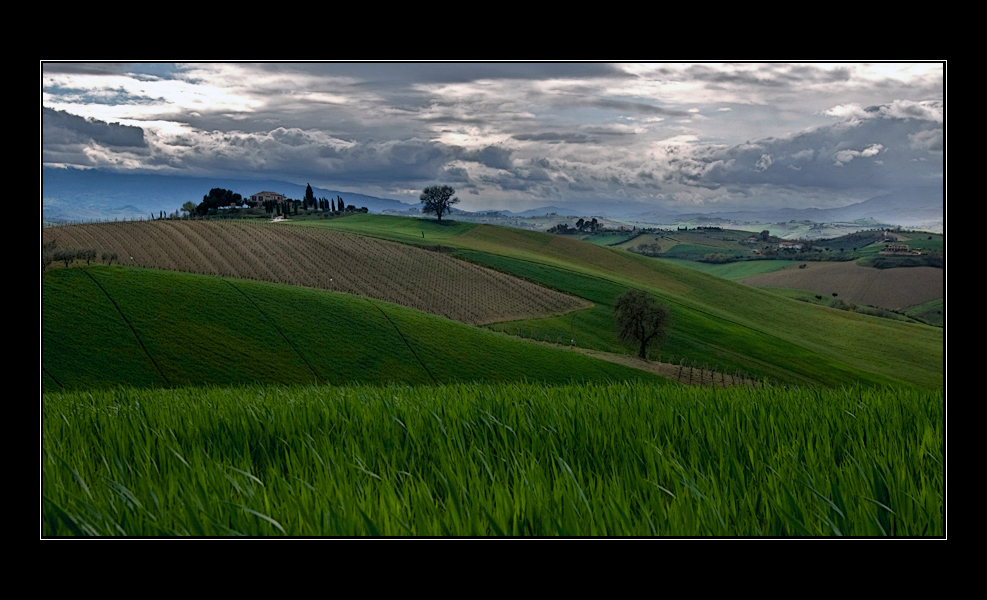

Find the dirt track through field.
[{"left": 739, "top": 261, "right": 943, "bottom": 310}]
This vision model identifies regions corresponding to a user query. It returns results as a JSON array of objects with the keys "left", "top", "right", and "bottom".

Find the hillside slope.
[
  {"left": 41, "top": 220, "right": 588, "bottom": 326},
  {"left": 307, "top": 215, "right": 944, "bottom": 388},
  {"left": 42, "top": 266, "right": 668, "bottom": 392}
]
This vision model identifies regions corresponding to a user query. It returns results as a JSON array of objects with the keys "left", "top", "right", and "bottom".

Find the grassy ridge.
[
  {"left": 42, "top": 266, "right": 668, "bottom": 392},
  {"left": 42, "top": 382, "right": 943, "bottom": 536}
]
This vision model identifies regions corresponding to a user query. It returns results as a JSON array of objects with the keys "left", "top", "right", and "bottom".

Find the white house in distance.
[{"left": 249, "top": 191, "right": 287, "bottom": 207}]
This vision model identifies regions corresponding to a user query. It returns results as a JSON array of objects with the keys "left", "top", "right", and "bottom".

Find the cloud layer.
[{"left": 42, "top": 62, "right": 944, "bottom": 212}]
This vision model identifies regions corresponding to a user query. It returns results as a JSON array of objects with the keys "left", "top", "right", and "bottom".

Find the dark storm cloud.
[
  {"left": 42, "top": 107, "right": 147, "bottom": 150},
  {"left": 42, "top": 62, "right": 136, "bottom": 76},
  {"left": 513, "top": 132, "right": 594, "bottom": 144},
  {"left": 683, "top": 63, "right": 853, "bottom": 89},
  {"left": 663, "top": 101, "right": 943, "bottom": 193},
  {"left": 587, "top": 98, "right": 693, "bottom": 117},
  {"left": 463, "top": 145, "right": 513, "bottom": 171},
  {"left": 251, "top": 62, "right": 631, "bottom": 85}
]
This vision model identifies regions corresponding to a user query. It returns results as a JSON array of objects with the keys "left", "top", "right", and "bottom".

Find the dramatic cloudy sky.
[{"left": 41, "top": 61, "right": 944, "bottom": 213}]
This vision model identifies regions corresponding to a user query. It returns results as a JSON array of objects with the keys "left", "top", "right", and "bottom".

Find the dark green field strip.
[
  {"left": 363, "top": 298, "right": 438, "bottom": 384},
  {"left": 82, "top": 269, "right": 172, "bottom": 386},
  {"left": 370, "top": 297, "right": 670, "bottom": 386},
  {"left": 84, "top": 268, "right": 318, "bottom": 388},
  {"left": 225, "top": 279, "right": 322, "bottom": 384},
  {"left": 42, "top": 268, "right": 168, "bottom": 391},
  {"left": 43, "top": 266, "right": 670, "bottom": 391}
]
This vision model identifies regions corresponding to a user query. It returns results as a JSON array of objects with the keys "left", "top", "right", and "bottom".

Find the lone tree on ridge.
[
  {"left": 613, "top": 289, "right": 673, "bottom": 360},
  {"left": 420, "top": 185, "right": 459, "bottom": 221}
]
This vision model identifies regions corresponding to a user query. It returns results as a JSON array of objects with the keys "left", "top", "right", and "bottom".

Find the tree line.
[
  {"left": 42, "top": 240, "right": 117, "bottom": 272},
  {"left": 179, "top": 185, "right": 368, "bottom": 219}
]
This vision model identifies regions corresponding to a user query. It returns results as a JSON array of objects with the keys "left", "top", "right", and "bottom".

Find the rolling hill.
[
  {"left": 41, "top": 220, "right": 588, "bottom": 326},
  {"left": 304, "top": 214, "right": 944, "bottom": 388},
  {"left": 42, "top": 266, "right": 667, "bottom": 392},
  {"left": 43, "top": 214, "right": 944, "bottom": 390},
  {"left": 41, "top": 214, "right": 944, "bottom": 537}
]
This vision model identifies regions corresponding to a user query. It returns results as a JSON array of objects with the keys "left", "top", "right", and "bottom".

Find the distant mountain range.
[
  {"left": 485, "top": 190, "right": 942, "bottom": 231},
  {"left": 42, "top": 167, "right": 943, "bottom": 231},
  {"left": 664, "top": 187, "right": 944, "bottom": 230}
]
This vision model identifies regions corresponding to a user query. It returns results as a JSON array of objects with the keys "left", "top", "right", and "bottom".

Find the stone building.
[{"left": 249, "top": 191, "right": 287, "bottom": 207}]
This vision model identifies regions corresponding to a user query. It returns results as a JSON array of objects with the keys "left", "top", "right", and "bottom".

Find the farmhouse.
[
  {"left": 779, "top": 241, "right": 803, "bottom": 250},
  {"left": 883, "top": 243, "right": 913, "bottom": 254},
  {"left": 249, "top": 191, "right": 287, "bottom": 207}
]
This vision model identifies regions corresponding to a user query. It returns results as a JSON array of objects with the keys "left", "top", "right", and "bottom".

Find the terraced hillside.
[{"left": 42, "top": 220, "right": 588, "bottom": 326}]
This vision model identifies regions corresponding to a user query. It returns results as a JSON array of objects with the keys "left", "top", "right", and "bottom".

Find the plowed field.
[
  {"left": 42, "top": 220, "right": 590, "bottom": 325},
  {"left": 739, "top": 261, "right": 944, "bottom": 310}
]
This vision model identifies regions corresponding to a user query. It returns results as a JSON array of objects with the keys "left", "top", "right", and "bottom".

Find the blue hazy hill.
[{"left": 42, "top": 167, "right": 415, "bottom": 222}]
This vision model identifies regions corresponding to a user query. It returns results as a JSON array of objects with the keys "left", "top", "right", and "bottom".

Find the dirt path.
[{"left": 515, "top": 336, "right": 756, "bottom": 387}]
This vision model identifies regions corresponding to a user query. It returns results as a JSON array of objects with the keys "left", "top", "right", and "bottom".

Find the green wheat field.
[{"left": 43, "top": 382, "right": 942, "bottom": 536}]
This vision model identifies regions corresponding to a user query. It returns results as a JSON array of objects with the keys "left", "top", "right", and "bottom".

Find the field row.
[{"left": 42, "top": 220, "right": 589, "bottom": 326}]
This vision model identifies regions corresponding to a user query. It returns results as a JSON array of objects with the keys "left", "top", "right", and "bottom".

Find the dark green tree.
[
  {"left": 196, "top": 188, "right": 243, "bottom": 216},
  {"left": 420, "top": 185, "right": 459, "bottom": 221},
  {"left": 305, "top": 183, "right": 315, "bottom": 208},
  {"left": 613, "top": 289, "right": 673, "bottom": 360}
]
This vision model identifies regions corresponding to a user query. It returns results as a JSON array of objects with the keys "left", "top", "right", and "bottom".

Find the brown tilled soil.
[
  {"left": 42, "top": 220, "right": 591, "bottom": 326},
  {"left": 738, "top": 261, "right": 943, "bottom": 310}
]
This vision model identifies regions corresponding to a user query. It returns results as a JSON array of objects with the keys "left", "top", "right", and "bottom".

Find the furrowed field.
[
  {"left": 42, "top": 382, "right": 943, "bottom": 536},
  {"left": 42, "top": 220, "right": 587, "bottom": 326}
]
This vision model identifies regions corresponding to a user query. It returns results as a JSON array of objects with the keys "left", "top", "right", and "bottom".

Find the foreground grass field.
[{"left": 42, "top": 382, "right": 943, "bottom": 536}]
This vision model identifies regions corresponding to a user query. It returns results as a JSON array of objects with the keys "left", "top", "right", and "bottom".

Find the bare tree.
[{"left": 613, "top": 289, "right": 673, "bottom": 360}]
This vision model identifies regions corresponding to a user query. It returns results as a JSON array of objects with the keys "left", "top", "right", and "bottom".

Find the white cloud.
[{"left": 834, "top": 143, "right": 884, "bottom": 166}]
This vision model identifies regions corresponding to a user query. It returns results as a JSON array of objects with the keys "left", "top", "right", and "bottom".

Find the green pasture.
[{"left": 904, "top": 299, "right": 945, "bottom": 328}]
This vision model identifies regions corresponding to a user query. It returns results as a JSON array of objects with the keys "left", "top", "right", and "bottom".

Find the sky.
[{"left": 41, "top": 61, "right": 944, "bottom": 213}]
